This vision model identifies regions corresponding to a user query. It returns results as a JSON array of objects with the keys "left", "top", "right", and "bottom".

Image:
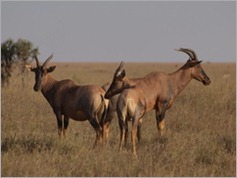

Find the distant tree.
[
  {"left": 14, "top": 39, "right": 39, "bottom": 86},
  {"left": 1, "top": 38, "right": 39, "bottom": 87},
  {"left": 1, "top": 39, "right": 17, "bottom": 87}
]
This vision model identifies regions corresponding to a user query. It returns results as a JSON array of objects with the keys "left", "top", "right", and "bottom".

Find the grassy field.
[{"left": 1, "top": 62, "right": 236, "bottom": 176}]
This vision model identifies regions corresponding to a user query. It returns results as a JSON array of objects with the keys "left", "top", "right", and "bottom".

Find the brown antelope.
[
  {"left": 105, "top": 48, "right": 211, "bottom": 156},
  {"left": 27, "top": 54, "right": 107, "bottom": 146},
  {"left": 101, "top": 67, "right": 148, "bottom": 143}
]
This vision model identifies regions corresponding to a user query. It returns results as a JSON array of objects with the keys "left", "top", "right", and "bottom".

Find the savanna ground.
[{"left": 1, "top": 62, "right": 236, "bottom": 176}]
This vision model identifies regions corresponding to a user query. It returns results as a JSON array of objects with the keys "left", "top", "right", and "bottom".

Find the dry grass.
[{"left": 1, "top": 62, "right": 236, "bottom": 176}]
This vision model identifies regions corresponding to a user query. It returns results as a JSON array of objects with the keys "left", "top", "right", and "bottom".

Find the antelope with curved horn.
[
  {"left": 27, "top": 54, "right": 107, "bottom": 146},
  {"left": 101, "top": 62, "right": 150, "bottom": 143},
  {"left": 105, "top": 48, "right": 211, "bottom": 157}
]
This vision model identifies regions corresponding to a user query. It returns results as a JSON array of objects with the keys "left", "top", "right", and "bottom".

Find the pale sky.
[{"left": 1, "top": 1, "right": 236, "bottom": 62}]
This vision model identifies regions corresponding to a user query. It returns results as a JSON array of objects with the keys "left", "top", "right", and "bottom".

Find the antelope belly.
[{"left": 70, "top": 111, "right": 88, "bottom": 121}]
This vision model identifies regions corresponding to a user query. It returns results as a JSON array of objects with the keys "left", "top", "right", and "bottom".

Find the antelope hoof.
[{"left": 133, "top": 152, "right": 138, "bottom": 159}]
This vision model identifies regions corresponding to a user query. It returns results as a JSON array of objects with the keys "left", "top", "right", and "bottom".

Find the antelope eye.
[{"left": 196, "top": 65, "right": 201, "bottom": 69}]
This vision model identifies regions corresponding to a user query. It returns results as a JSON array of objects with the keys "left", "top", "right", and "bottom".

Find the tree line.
[{"left": 1, "top": 38, "right": 39, "bottom": 87}]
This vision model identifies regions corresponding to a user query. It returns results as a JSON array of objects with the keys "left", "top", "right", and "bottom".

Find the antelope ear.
[
  {"left": 25, "top": 64, "right": 36, "bottom": 72},
  {"left": 47, "top": 66, "right": 56, "bottom": 73},
  {"left": 117, "top": 69, "right": 126, "bottom": 80},
  {"left": 121, "top": 69, "right": 126, "bottom": 78},
  {"left": 188, "top": 60, "right": 202, "bottom": 67}
]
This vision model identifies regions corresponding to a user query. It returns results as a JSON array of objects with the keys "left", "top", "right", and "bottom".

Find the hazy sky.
[{"left": 1, "top": 1, "right": 236, "bottom": 62}]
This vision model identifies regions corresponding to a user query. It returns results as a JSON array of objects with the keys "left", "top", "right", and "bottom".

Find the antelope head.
[
  {"left": 26, "top": 54, "right": 56, "bottom": 91},
  {"left": 175, "top": 48, "right": 211, "bottom": 86},
  {"left": 105, "top": 61, "right": 130, "bottom": 99}
]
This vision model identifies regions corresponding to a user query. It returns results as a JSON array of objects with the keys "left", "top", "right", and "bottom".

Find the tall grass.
[{"left": 1, "top": 62, "right": 236, "bottom": 176}]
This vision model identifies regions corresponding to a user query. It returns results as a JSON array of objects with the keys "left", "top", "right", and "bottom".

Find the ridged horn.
[
  {"left": 34, "top": 55, "right": 40, "bottom": 67},
  {"left": 42, "top": 54, "right": 54, "bottom": 68},
  {"left": 175, "top": 48, "right": 198, "bottom": 60},
  {"left": 115, "top": 61, "right": 125, "bottom": 77}
]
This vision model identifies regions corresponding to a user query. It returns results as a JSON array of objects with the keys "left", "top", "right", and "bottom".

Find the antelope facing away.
[
  {"left": 27, "top": 54, "right": 107, "bottom": 146},
  {"left": 105, "top": 48, "right": 211, "bottom": 157}
]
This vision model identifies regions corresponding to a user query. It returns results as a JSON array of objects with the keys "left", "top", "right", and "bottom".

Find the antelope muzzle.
[{"left": 202, "top": 75, "right": 211, "bottom": 86}]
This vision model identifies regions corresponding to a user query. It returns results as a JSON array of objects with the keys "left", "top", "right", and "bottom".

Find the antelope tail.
[{"left": 98, "top": 94, "right": 108, "bottom": 127}]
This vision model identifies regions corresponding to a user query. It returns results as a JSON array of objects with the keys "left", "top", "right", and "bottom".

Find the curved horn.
[
  {"left": 42, "top": 54, "right": 54, "bottom": 68},
  {"left": 118, "top": 61, "right": 124, "bottom": 71},
  {"left": 175, "top": 48, "right": 198, "bottom": 60},
  {"left": 115, "top": 61, "right": 125, "bottom": 76},
  {"left": 34, "top": 55, "right": 40, "bottom": 67}
]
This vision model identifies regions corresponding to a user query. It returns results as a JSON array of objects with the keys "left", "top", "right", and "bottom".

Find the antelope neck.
[
  {"left": 169, "top": 67, "right": 193, "bottom": 97},
  {"left": 41, "top": 75, "right": 58, "bottom": 98}
]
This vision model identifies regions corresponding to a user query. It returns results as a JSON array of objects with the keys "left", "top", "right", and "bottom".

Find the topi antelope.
[
  {"left": 105, "top": 48, "right": 211, "bottom": 157},
  {"left": 27, "top": 54, "right": 107, "bottom": 146},
  {"left": 101, "top": 64, "right": 152, "bottom": 143}
]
